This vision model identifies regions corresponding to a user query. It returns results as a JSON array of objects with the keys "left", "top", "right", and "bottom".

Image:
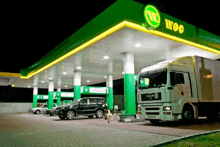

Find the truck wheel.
[
  {"left": 150, "top": 120, "right": 160, "bottom": 125},
  {"left": 35, "top": 110, "right": 40, "bottom": 114},
  {"left": 67, "top": 111, "right": 75, "bottom": 120},
  {"left": 182, "top": 107, "right": 194, "bottom": 122},
  {"left": 96, "top": 110, "right": 104, "bottom": 118}
]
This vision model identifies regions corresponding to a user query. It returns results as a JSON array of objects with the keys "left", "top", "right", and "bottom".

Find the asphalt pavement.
[{"left": 0, "top": 113, "right": 220, "bottom": 147}]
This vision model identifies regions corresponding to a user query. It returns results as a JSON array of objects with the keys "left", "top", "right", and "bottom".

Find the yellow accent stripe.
[
  {"left": 0, "top": 72, "right": 21, "bottom": 77},
  {"left": 21, "top": 21, "right": 220, "bottom": 79}
]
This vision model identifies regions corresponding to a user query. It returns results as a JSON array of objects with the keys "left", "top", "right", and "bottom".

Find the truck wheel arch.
[{"left": 182, "top": 103, "right": 198, "bottom": 119}]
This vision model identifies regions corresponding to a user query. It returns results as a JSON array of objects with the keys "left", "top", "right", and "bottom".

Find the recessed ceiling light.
[
  {"left": 135, "top": 43, "right": 141, "bottom": 48},
  {"left": 87, "top": 80, "right": 90, "bottom": 82},
  {"left": 104, "top": 76, "right": 107, "bottom": 78},
  {"left": 41, "top": 81, "right": 45, "bottom": 83},
  {"left": 63, "top": 72, "right": 67, "bottom": 75},
  {"left": 104, "top": 56, "right": 109, "bottom": 59},
  {"left": 28, "top": 86, "right": 31, "bottom": 88},
  {"left": 65, "top": 85, "right": 68, "bottom": 87},
  {"left": 77, "top": 66, "right": 81, "bottom": 70},
  {"left": 49, "top": 77, "right": 53, "bottom": 80},
  {"left": 122, "top": 72, "right": 125, "bottom": 74},
  {"left": 33, "top": 84, "right": 36, "bottom": 86}
]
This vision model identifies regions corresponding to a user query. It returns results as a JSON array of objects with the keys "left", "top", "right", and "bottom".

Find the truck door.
[{"left": 170, "top": 72, "right": 192, "bottom": 103}]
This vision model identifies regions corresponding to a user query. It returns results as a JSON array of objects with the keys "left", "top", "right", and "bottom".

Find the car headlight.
[{"left": 163, "top": 106, "right": 172, "bottom": 111}]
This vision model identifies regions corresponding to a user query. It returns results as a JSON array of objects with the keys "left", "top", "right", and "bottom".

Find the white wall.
[{"left": 0, "top": 103, "right": 32, "bottom": 114}]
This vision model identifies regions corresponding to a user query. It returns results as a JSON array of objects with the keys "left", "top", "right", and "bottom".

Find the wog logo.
[{"left": 144, "top": 5, "right": 161, "bottom": 29}]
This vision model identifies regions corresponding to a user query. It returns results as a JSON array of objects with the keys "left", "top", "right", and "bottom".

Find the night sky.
[
  {"left": 1, "top": 1, "right": 220, "bottom": 102},
  {"left": 1, "top": 1, "right": 220, "bottom": 73}
]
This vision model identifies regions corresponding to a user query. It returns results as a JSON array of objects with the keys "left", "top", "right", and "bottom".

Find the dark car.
[{"left": 58, "top": 97, "right": 108, "bottom": 120}]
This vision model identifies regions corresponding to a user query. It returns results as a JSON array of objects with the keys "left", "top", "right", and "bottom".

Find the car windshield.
[{"left": 71, "top": 99, "right": 81, "bottom": 105}]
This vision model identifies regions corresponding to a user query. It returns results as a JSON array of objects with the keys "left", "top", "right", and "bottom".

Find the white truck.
[{"left": 137, "top": 56, "right": 220, "bottom": 124}]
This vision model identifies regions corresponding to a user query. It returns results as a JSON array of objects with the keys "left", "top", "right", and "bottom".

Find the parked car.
[
  {"left": 45, "top": 104, "right": 66, "bottom": 116},
  {"left": 29, "top": 104, "right": 57, "bottom": 114},
  {"left": 58, "top": 97, "right": 108, "bottom": 120}
]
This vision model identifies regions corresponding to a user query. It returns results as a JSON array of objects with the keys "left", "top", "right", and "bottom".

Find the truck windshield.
[{"left": 139, "top": 71, "right": 167, "bottom": 89}]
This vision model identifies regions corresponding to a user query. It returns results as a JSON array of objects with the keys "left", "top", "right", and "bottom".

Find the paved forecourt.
[{"left": 1, "top": 114, "right": 219, "bottom": 147}]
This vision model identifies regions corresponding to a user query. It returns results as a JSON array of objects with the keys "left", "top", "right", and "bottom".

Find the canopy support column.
[
  {"left": 57, "top": 87, "right": 61, "bottom": 106},
  {"left": 74, "top": 71, "right": 81, "bottom": 100},
  {"left": 106, "top": 75, "right": 113, "bottom": 109},
  {"left": 48, "top": 80, "right": 54, "bottom": 109},
  {"left": 33, "top": 86, "right": 38, "bottom": 108},
  {"left": 123, "top": 52, "right": 136, "bottom": 115}
]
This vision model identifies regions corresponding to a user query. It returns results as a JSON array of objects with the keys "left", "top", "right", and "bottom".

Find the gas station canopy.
[{"left": 1, "top": 0, "right": 220, "bottom": 88}]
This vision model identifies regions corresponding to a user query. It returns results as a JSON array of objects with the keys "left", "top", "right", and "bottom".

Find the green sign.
[
  {"left": 81, "top": 86, "right": 107, "bottom": 95},
  {"left": 143, "top": 5, "right": 161, "bottom": 29},
  {"left": 140, "top": 78, "right": 149, "bottom": 88},
  {"left": 37, "top": 95, "right": 57, "bottom": 100}
]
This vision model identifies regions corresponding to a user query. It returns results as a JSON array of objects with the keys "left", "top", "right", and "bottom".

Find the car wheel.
[
  {"left": 67, "top": 111, "right": 75, "bottom": 120},
  {"left": 49, "top": 111, "right": 54, "bottom": 116},
  {"left": 35, "top": 110, "right": 40, "bottom": 114},
  {"left": 88, "top": 115, "right": 94, "bottom": 118},
  {"left": 96, "top": 110, "right": 104, "bottom": 118},
  {"left": 59, "top": 113, "right": 65, "bottom": 119}
]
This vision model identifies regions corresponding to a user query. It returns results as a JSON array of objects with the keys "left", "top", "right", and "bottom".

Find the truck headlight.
[{"left": 163, "top": 106, "right": 171, "bottom": 111}]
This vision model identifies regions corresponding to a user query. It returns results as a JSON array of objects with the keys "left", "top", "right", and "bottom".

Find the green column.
[
  {"left": 108, "top": 87, "right": 113, "bottom": 109},
  {"left": 74, "top": 85, "right": 81, "bottom": 100},
  {"left": 56, "top": 89, "right": 61, "bottom": 106},
  {"left": 48, "top": 80, "right": 54, "bottom": 109},
  {"left": 124, "top": 74, "right": 136, "bottom": 114},
  {"left": 106, "top": 75, "right": 113, "bottom": 109},
  {"left": 33, "top": 95, "right": 38, "bottom": 108},
  {"left": 57, "top": 98, "right": 61, "bottom": 106},
  {"left": 33, "top": 86, "right": 38, "bottom": 108},
  {"left": 74, "top": 71, "right": 81, "bottom": 100},
  {"left": 123, "top": 52, "right": 136, "bottom": 115}
]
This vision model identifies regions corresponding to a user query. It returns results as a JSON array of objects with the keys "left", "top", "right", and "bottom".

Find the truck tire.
[{"left": 182, "top": 106, "right": 194, "bottom": 123}]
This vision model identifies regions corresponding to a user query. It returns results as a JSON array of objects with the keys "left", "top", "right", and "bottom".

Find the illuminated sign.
[
  {"left": 143, "top": 5, "right": 161, "bottom": 29},
  {"left": 81, "top": 86, "right": 107, "bottom": 95},
  {"left": 165, "top": 19, "right": 184, "bottom": 34}
]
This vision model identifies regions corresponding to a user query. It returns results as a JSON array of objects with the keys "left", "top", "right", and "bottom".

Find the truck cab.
[{"left": 137, "top": 57, "right": 199, "bottom": 124}]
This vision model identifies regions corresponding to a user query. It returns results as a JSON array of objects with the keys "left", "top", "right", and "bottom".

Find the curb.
[{"left": 152, "top": 129, "right": 220, "bottom": 147}]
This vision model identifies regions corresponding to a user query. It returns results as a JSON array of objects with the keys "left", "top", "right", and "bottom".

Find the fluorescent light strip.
[{"left": 20, "top": 21, "right": 220, "bottom": 79}]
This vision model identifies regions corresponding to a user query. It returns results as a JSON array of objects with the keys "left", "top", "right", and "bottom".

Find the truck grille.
[
  {"left": 141, "top": 93, "right": 161, "bottom": 101},
  {"left": 145, "top": 108, "right": 159, "bottom": 110},
  {"left": 146, "top": 112, "right": 159, "bottom": 115}
]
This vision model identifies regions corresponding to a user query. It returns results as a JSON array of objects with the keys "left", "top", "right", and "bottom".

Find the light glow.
[
  {"left": 63, "top": 72, "right": 67, "bottom": 75},
  {"left": 87, "top": 80, "right": 90, "bottom": 83},
  {"left": 77, "top": 66, "right": 82, "bottom": 70},
  {"left": 104, "top": 56, "right": 109, "bottom": 59},
  {"left": 135, "top": 43, "right": 142, "bottom": 48}
]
